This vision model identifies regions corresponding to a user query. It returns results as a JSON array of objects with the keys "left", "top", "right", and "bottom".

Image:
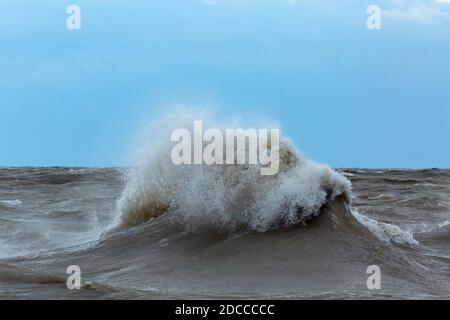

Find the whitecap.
[
  {"left": 351, "top": 209, "right": 418, "bottom": 245},
  {"left": 0, "top": 199, "right": 22, "bottom": 208}
]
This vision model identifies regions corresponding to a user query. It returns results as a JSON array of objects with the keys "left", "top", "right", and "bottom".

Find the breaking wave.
[
  {"left": 350, "top": 209, "right": 418, "bottom": 245},
  {"left": 115, "top": 108, "right": 416, "bottom": 245},
  {"left": 116, "top": 110, "right": 351, "bottom": 232}
]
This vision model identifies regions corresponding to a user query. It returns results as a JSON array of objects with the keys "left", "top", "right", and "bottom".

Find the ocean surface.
[{"left": 0, "top": 166, "right": 449, "bottom": 299}]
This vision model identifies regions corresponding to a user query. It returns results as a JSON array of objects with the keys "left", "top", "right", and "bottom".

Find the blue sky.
[{"left": 1, "top": 0, "right": 449, "bottom": 167}]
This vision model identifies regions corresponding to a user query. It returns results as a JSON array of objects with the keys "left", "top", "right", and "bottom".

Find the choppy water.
[{"left": 0, "top": 167, "right": 449, "bottom": 299}]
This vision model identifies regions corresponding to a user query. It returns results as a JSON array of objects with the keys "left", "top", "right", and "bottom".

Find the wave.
[
  {"left": 350, "top": 209, "right": 418, "bottom": 245},
  {"left": 0, "top": 199, "right": 22, "bottom": 208},
  {"left": 112, "top": 108, "right": 417, "bottom": 248},
  {"left": 16, "top": 191, "right": 424, "bottom": 299},
  {"left": 115, "top": 110, "right": 352, "bottom": 232},
  {"left": 415, "top": 219, "right": 450, "bottom": 234}
]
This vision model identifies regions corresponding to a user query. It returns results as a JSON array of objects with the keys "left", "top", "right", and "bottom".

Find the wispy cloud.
[{"left": 383, "top": 0, "right": 449, "bottom": 24}]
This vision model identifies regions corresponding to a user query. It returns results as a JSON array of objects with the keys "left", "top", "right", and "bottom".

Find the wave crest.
[
  {"left": 116, "top": 111, "right": 352, "bottom": 232},
  {"left": 351, "top": 209, "right": 418, "bottom": 245},
  {"left": 0, "top": 200, "right": 22, "bottom": 208}
]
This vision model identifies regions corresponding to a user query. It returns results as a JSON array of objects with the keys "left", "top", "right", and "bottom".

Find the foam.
[
  {"left": 0, "top": 200, "right": 22, "bottom": 208},
  {"left": 116, "top": 108, "right": 352, "bottom": 232},
  {"left": 350, "top": 209, "right": 418, "bottom": 245}
]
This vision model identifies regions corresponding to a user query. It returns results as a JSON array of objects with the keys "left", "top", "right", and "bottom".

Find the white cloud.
[{"left": 383, "top": 1, "right": 448, "bottom": 24}]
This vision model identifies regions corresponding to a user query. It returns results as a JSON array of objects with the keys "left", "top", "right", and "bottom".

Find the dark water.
[{"left": 0, "top": 168, "right": 449, "bottom": 299}]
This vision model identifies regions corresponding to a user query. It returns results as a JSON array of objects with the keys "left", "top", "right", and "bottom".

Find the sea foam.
[
  {"left": 0, "top": 200, "right": 22, "bottom": 208},
  {"left": 116, "top": 108, "right": 352, "bottom": 232}
]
